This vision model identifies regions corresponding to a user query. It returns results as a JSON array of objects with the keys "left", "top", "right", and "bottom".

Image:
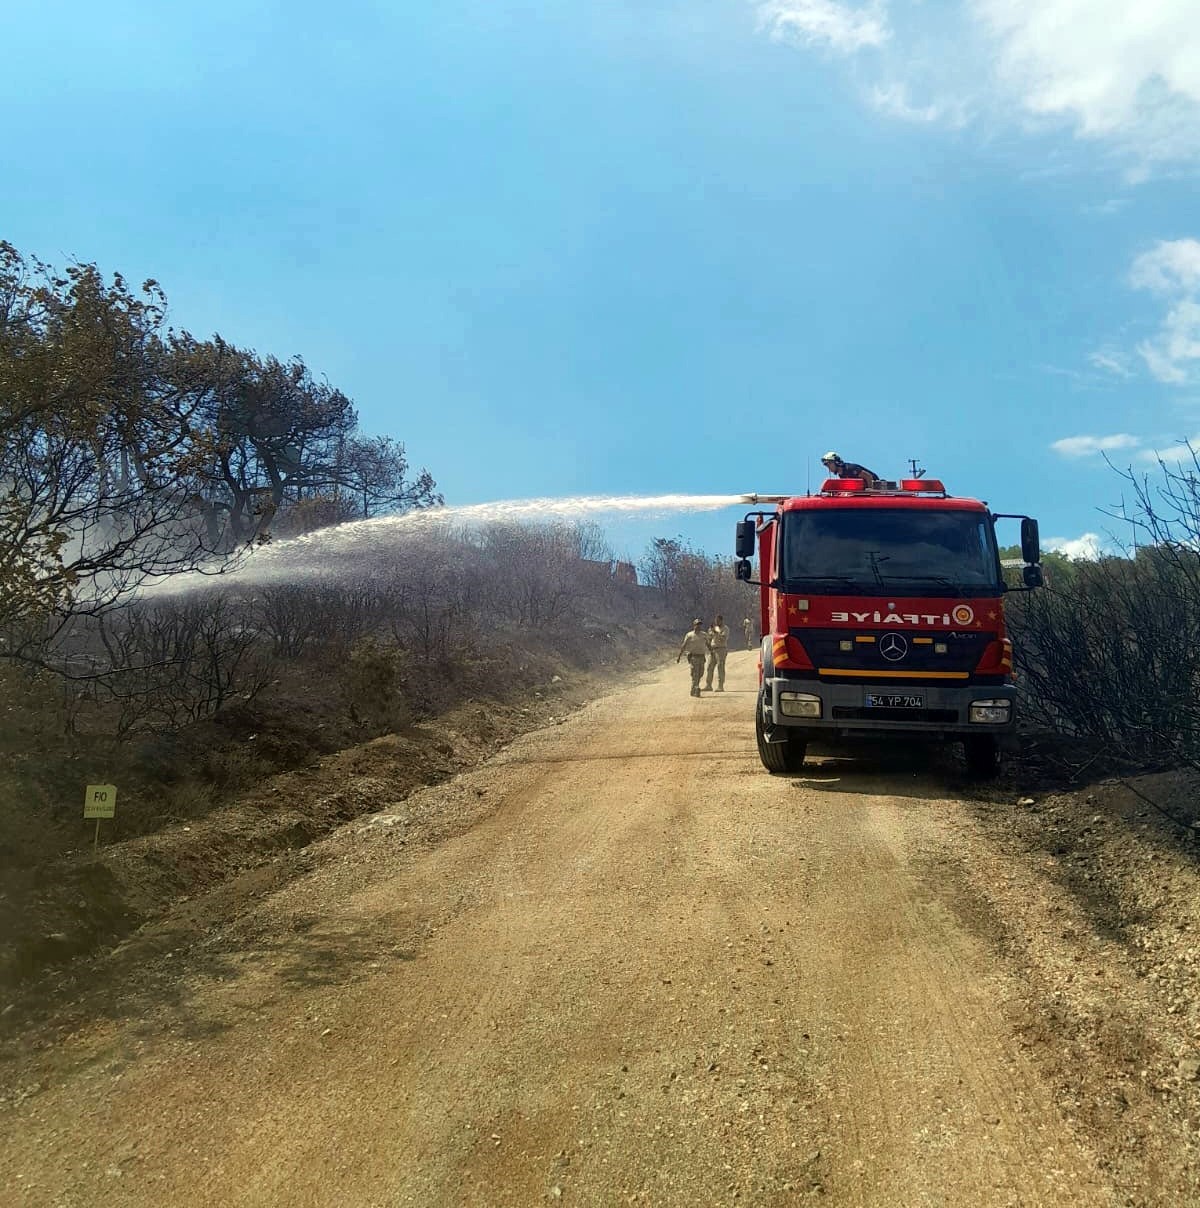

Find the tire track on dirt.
[
  {"left": 0, "top": 653, "right": 1122, "bottom": 1206},
  {"left": 709, "top": 742, "right": 1113, "bottom": 1205}
]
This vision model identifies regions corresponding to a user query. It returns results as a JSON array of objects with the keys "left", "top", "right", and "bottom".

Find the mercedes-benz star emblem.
[{"left": 879, "top": 633, "right": 908, "bottom": 662}]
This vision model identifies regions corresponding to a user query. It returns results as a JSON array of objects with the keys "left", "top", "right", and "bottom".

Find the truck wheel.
[
  {"left": 963, "top": 735, "right": 1000, "bottom": 780},
  {"left": 756, "top": 691, "right": 807, "bottom": 774}
]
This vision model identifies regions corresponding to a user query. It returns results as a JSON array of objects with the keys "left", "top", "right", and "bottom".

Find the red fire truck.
[{"left": 734, "top": 474, "right": 1044, "bottom": 778}]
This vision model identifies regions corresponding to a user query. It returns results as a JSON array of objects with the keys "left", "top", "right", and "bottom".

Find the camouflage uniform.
[
  {"left": 705, "top": 620, "right": 729, "bottom": 691},
  {"left": 678, "top": 624, "right": 710, "bottom": 698}
]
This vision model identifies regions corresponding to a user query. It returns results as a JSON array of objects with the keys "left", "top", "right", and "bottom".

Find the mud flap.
[{"left": 759, "top": 685, "right": 789, "bottom": 743}]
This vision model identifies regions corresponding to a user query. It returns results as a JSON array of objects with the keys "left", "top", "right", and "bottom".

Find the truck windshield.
[{"left": 781, "top": 508, "right": 1001, "bottom": 594}]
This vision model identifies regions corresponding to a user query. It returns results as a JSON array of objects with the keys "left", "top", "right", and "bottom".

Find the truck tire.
[
  {"left": 963, "top": 735, "right": 1001, "bottom": 780},
  {"left": 756, "top": 690, "right": 807, "bottom": 773}
]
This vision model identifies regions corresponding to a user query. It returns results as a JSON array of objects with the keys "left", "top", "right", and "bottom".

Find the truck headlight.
[
  {"left": 969, "top": 699, "right": 1011, "bottom": 724},
  {"left": 779, "top": 692, "right": 822, "bottom": 718}
]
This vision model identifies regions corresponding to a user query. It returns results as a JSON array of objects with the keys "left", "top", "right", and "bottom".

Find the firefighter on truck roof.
[{"left": 821, "top": 451, "right": 880, "bottom": 487}]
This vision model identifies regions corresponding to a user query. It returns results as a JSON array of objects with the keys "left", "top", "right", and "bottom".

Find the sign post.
[{"left": 84, "top": 784, "right": 117, "bottom": 854}]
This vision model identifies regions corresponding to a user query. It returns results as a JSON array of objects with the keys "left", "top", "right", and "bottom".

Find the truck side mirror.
[
  {"left": 735, "top": 521, "right": 756, "bottom": 559},
  {"left": 1021, "top": 517, "right": 1040, "bottom": 565},
  {"left": 735, "top": 559, "right": 753, "bottom": 582},
  {"left": 1023, "top": 564, "right": 1044, "bottom": 588}
]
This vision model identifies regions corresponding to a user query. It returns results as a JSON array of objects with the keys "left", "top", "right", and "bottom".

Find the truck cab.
[{"left": 735, "top": 476, "right": 1043, "bottom": 779}]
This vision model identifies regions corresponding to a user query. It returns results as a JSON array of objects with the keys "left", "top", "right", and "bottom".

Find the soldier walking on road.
[
  {"left": 706, "top": 614, "right": 730, "bottom": 692},
  {"left": 677, "top": 618, "right": 710, "bottom": 698},
  {"left": 742, "top": 617, "right": 753, "bottom": 649}
]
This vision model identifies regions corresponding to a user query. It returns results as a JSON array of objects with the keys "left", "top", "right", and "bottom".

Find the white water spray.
[{"left": 146, "top": 493, "right": 746, "bottom": 594}]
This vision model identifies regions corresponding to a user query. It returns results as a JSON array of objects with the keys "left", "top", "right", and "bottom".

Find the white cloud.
[
  {"left": 1049, "top": 431, "right": 1200, "bottom": 468},
  {"left": 756, "top": 1, "right": 889, "bottom": 53},
  {"left": 1082, "top": 198, "right": 1129, "bottom": 217},
  {"left": 1050, "top": 433, "right": 1141, "bottom": 458},
  {"left": 1046, "top": 532, "right": 1104, "bottom": 560},
  {"left": 1130, "top": 240, "right": 1200, "bottom": 382},
  {"left": 1130, "top": 238, "right": 1200, "bottom": 294},
  {"left": 1036, "top": 363, "right": 1090, "bottom": 384},
  {"left": 1086, "top": 348, "right": 1132, "bottom": 378},
  {"left": 752, "top": 0, "right": 1200, "bottom": 169},
  {"left": 870, "top": 83, "right": 965, "bottom": 126},
  {"left": 1134, "top": 435, "right": 1200, "bottom": 463},
  {"left": 1137, "top": 311, "right": 1200, "bottom": 384},
  {"left": 976, "top": 1, "right": 1200, "bottom": 137}
]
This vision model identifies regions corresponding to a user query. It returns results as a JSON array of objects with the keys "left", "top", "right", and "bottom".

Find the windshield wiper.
[
  {"left": 790, "top": 574, "right": 864, "bottom": 588},
  {"left": 877, "top": 573, "right": 981, "bottom": 592},
  {"left": 880, "top": 573, "right": 958, "bottom": 586}
]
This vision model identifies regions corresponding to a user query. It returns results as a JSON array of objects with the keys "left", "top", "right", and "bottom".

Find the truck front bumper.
[{"left": 764, "top": 675, "right": 1017, "bottom": 742}]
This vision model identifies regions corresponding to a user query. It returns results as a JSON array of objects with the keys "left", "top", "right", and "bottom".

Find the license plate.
[{"left": 865, "top": 693, "right": 923, "bottom": 708}]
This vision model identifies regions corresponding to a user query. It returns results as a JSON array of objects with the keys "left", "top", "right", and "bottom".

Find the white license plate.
[{"left": 865, "top": 693, "right": 924, "bottom": 708}]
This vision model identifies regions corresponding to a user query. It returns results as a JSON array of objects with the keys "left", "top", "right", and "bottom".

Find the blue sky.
[{"left": 5, "top": 1, "right": 1200, "bottom": 563}]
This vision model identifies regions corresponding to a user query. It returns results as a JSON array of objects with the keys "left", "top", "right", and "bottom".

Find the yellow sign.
[{"left": 84, "top": 784, "right": 117, "bottom": 819}]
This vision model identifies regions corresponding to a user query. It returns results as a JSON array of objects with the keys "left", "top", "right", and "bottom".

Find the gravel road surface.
[{"left": 0, "top": 653, "right": 1164, "bottom": 1205}]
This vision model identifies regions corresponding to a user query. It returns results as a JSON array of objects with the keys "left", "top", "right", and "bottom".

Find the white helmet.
[{"left": 821, "top": 450, "right": 841, "bottom": 464}]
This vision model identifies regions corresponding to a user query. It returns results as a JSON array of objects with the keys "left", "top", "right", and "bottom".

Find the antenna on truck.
[{"left": 908, "top": 457, "right": 926, "bottom": 479}]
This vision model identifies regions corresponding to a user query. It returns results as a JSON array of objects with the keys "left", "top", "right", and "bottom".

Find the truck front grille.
[
  {"left": 797, "top": 628, "right": 992, "bottom": 673},
  {"left": 831, "top": 706, "right": 959, "bottom": 724}
]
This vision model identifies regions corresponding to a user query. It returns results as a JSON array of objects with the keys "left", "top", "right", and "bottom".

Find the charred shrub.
[{"left": 1009, "top": 450, "right": 1200, "bottom": 769}]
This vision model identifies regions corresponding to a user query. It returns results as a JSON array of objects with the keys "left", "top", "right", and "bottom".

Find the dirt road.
[{"left": 2, "top": 652, "right": 1187, "bottom": 1205}]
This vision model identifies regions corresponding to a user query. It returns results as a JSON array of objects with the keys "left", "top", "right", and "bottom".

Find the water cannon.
[{"left": 738, "top": 493, "right": 787, "bottom": 505}]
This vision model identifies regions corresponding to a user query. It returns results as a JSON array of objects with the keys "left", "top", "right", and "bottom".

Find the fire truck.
[{"left": 734, "top": 473, "right": 1043, "bottom": 779}]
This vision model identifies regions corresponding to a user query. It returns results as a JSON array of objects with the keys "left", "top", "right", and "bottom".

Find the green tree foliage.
[{"left": 998, "top": 544, "right": 1077, "bottom": 588}]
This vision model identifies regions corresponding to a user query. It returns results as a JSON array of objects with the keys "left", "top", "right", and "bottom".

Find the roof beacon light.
[{"left": 821, "top": 477, "right": 865, "bottom": 492}]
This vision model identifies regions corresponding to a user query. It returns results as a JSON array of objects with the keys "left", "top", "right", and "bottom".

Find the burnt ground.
[
  {"left": 3, "top": 676, "right": 1200, "bottom": 1204},
  {"left": 0, "top": 646, "right": 663, "bottom": 1019},
  {"left": 3, "top": 658, "right": 1200, "bottom": 1204},
  {"left": 958, "top": 757, "right": 1200, "bottom": 1197}
]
